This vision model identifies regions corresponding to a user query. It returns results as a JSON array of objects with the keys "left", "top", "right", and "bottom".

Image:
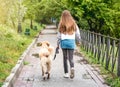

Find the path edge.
[{"left": 2, "top": 35, "right": 39, "bottom": 87}]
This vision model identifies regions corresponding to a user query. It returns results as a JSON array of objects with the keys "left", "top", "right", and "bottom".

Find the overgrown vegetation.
[
  {"left": 80, "top": 47, "right": 120, "bottom": 87},
  {"left": 66, "top": 0, "right": 120, "bottom": 38},
  {"left": 26, "top": 0, "right": 120, "bottom": 38},
  {"left": 0, "top": 20, "right": 43, "bottom": 86},
  {"left": 0, "top": 0, "right": 44, "bottom": 86}
]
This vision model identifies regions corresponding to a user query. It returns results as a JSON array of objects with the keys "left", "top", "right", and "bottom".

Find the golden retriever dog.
[{"left": 37, "top": 41, "right": 54, "bottom": 80}]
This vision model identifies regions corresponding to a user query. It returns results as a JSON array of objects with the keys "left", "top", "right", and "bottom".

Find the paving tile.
[{"left": 13, "top": 25, "right": 108, "bottom": 87}]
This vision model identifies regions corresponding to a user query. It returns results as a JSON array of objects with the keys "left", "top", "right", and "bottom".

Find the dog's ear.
[
  {"left": 46, "top": 42, "right": 50, "bottom": 47},
  {"left": 45, "top": 41, "right": 50, "bottom": 47},
  {"left": 48, "top": 46, "right": 54, "bottom": 54},
  {"left": 37, "top": 42, "right": 42, "bottom": 47}
]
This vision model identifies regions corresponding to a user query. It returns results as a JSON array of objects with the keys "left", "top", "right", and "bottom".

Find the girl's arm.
[
  {"left": 75, "top": 25, "right": 81, "bottom": 45},
  {"left": 57, "top": 31, "right": 61, "bottom": 48}
]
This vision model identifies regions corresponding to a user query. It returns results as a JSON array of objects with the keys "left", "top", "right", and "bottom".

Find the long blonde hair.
[{"left": 58, "top": 10, "right": 76, "bottom": 35}]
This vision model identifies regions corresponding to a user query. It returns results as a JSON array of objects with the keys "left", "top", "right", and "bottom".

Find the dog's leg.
[
  {"left": 47, "top": 61, "right": 51, "bottom": 79},
  {"left": 41, "top": 66, "right": 46, "bottom": 80},
  {"left": 47, "top": 73, "right": 50, "bottom": 79},
  {"left": 42, "top": 64, "right": 47, "bottom": 80},
  {"left": 42, "top": 66, "right": 44, "bottom": 76},
  {"left": 43, "top": 77, "right": 46, "bottom": 80}
]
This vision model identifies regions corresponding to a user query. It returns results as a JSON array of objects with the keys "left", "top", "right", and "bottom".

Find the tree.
[
  {"left": 34, "top": 0, "right": 67, "bottom": 24},
  {"left": 23, "top": 0, "right": 39, "bottom": 29},
  {"left": 66, "top": 0, "right": 120, "bottom": 38}
]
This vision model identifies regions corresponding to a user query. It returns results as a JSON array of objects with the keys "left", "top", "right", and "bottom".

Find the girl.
[{"left": 57, "top": 10, "right": 81, "bottom": 79}]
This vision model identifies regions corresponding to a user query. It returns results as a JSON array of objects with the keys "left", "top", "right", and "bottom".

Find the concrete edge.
[
  {"left": 2, "top": 36, "right": 38, "bottom": 87},
  {"left": 79, "top": 52, "right": 110, "bottom": 87}
]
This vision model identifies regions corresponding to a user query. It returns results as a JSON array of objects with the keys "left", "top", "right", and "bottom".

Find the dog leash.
[
  {"left": 53, "top": 38, "right": 60, "bottom": 60},
  {"left": 53, "top": 47, "right": 59, "bottom": 60}
]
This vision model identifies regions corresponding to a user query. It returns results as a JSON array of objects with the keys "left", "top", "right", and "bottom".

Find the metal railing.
[{"left": 80, "top": 29, "right": 120, "bottom": 76}]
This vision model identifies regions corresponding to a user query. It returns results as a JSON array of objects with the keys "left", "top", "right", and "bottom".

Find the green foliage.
[
  {"left": 0, "top": 0, "right": 120, "bottom": 86},
  {"left": 0, "top": 20, "right": 42, "bottom": 84},
  {"left": 80, "top": 46, "right": 120, "bottom": 87},
  {"left": 66, "top": 0, "right": 120, "bottom": 38},
  {"left": 23, "top": 61, "right": 29, "bottom": 65},
  {"left": 0, "top": 25, "right": 28, "bottom": 83},
  {"left": 23, "top": 0, "right": 68, "bottom": 24},
  {"left": 106, "top": 77, "right": 120, "bottom": 87},
  {"left": 0, "top": 0, "right": 26, "bottom": 29},
  {"left": 80, "top": 47, "right": 97, "bottom": 64},
  {"left": 0, "top": 0, "right": 120, "bottom": 37}
]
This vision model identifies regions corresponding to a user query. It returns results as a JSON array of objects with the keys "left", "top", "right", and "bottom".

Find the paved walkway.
[{"left": 13, "top": 25, "right": 109, "bottom": 87}]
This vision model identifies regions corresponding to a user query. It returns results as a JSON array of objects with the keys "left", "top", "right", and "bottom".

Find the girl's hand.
[{"left": 76, "top": 42, "right": 81, "bottom": 46}]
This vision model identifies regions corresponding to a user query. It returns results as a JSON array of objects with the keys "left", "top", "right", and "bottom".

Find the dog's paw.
[
  {"left": 43, "top": 75, "right": 47, "bottom": 80},
  {"left": 43, "top": 77, "right": 46, "bottom": 80},
  {"left": 47, "top": 73, "right": 50, "bottom": 79}
]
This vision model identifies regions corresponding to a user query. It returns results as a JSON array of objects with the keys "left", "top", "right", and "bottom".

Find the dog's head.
[
  {"left": 37, "top": 41, "right": 50, "bottom": 48},
  {"left": 39, "top": 50, "right": 50, "bottom": 58},
  {"left": 38, "top": 41, "right": 54, "bottom": 59}
]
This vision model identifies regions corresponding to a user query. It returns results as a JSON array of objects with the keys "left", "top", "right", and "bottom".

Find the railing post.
[
  {"left": 89, "top": 32, "right": 92, "bottom": 52},
  {"left": 87, "top": 31, "right": 89, "bottom": 52},
  {"left": 94, "top": 33, "right": 97, "bottom": 58},
  {"left": 81, "top": 30, "right": 85, "bottom": 49},
  {"left": 97, "top": 33, "right": 101, "bottom": 63},
  {"left": 101, "top": 36, "right": 105, "bottom": 64},
  {"left": 111, "top": 39, "right": 115, "bottom": 72},
  {"left": 92, "top": 32, "right": 95, "bottom": 55},
  {"left": 117, "top": 39, "right": 120, "bottom": 76},
  {"left": 85, "top": 30, "right": 87, "bottom": 51},
  {"left": 83, "top": 30, "right": 86, "bottom": 49},
  {"left": 105, "top": 36, "right": 110, "bottom": 70}
]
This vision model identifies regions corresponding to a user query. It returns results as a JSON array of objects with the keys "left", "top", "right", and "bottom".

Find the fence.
[{"left": 80, "top": 29, "right": 120, "bottom": 76}]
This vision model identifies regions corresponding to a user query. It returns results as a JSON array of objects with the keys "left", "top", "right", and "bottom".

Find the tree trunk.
[{"left": 30, "top": 18, "right": 33, "bottom": 29}]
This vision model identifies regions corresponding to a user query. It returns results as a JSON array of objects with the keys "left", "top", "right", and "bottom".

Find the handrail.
[{"left": 80, "top": 29, "right": 120, "bottom": 77}]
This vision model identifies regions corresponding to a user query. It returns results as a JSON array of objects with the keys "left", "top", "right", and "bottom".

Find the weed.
[
  {"left": 0, "top": 20, "right": 43, "bottom": 85},
  {"left": 23, "top": 61, "right": 29, "bottom": 65}
]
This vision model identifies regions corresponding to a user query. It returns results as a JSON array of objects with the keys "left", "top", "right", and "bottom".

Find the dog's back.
[{"left": 38, "top": 41, "right": 54, "bottom": 80}]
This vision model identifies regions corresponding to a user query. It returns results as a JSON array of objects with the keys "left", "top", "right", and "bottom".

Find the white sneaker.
[
  {"left": 70, "top": 68, "right": 74, "bottom": 79},
  {"left": 63, "top": 73, "right": 69, "bottom": 78}
]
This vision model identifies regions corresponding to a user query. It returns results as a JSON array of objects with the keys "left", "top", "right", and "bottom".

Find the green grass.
[
  {"left": 23, "top": 61, "right": 30, "bottom": 65},
  {"left": 0, "top": 20, "right": 44, "bottom": 86},
  {"left": 79, "top": 47, "right": 120, "bottom": 87}
]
